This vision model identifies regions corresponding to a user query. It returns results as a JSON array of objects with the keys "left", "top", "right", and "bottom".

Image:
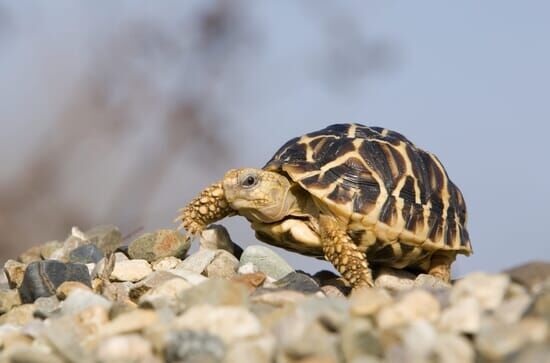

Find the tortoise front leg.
[
  {"left": 428, "top": 252, "right": 455, "bottom": 283},
  {"left": 319, "top": 215, "right": 373, "bottom": 289},
  {"left": 176, "top": 180, "right": 235, "bottom": 236}
]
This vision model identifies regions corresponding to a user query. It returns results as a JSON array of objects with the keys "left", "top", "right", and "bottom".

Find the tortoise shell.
[{"left": 263, "top": 123, "right": 472, "bottom": 261}]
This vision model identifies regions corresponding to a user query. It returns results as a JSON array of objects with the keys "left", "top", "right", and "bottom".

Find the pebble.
[
  {"left": 0, "top": 304, "right": 36, "bottom": 326},
  {"left": 205, "top": 250, "right": 239, "bottom": 279},
  {"left": 83, "top": 225, "right": 122, "bottom": 254},
  {"left": 3, "top": 259, "right": 26, "bottom": 288},
  {"left": 167, "top": 267, "right": 209, "bottom": 285},
  {"left": 99, "top": 309, "right": 158, "bottom": 337},
  {"left": 200, "top": 224, "right": 243, "bottom": 258},
  {"left": 33, "top": 296, "right": 60, "bottom": 319},
  {"left": 174, "top": 305, "right": 262, "bottom": 344},
  {"left": 18, "top": 245, "right": 42, "bottom": 264},
  {"left": 494, "top": 293, "right": 532, "bottom": 324},
  {"left": 151, "top": 256, "right": 180, "bottom": 271},
  {"left": 59, "top": 289, "right": 112, "bottom": 316},
  {"left": 238, "top": 262, "right": 258, "bottom": 275},
  {"left": 438, "top": 296, "right": 481, "bottom": 334},
  {"left": 178, "top": 279, "right": 249, "bottom": 308},
  {"left": 239, "top": 245, "right": 294, "bottom": 280},
  {"left": 377, "top": 289, "right": 441, "bottom": 329},
  {"left": 232, "top": 272, "right": 267, "bottom": 290},
  {"left": 40, "top": 240, "right": 63, "bottom": 260},
  {"left": 128, "top": 229, "right": 190, "bottom": 262},
  {"left": 0, "top": 288, "right": 22, "bottom": 314},
  {"left": 97, "top": 334, "right": 157, "bottom": 363},
  {"left": 1, "top": 347, "right": 65, "bottom": 363},
  {"left": 414, "top": 273, "right": 452, "bottom": 289},
  {"left": 273, "top": 271, "right": 321, "bottom": 294},
  {"left": 164, "top": 330, "right": 226, "bottom": 363},
  {"left": 451, "top": 272, "right": 510, "bottom": 311},
  {"left": 110, "top": 259, "right": 152, "bottom": 282},
  {"left": 341, "top": 318, "right": 382, "bottom": 361},
  {"left": 505, "top": 261, "right": 550, "bottom": 292},
  {"left": 177, "top": 249, "right": 217, "bottom": 274},
  {"left": 68, "top": 244, "right": 104, "bottom": 264},
  {"left": 374, "top": 267, "right": 416, "bottom": 291},
  {"left": 19, "top": 260, "right": 92, "bottom": 303},
  {"left": 349, "top": 287, "right": 392, "bottom": 317},
  {"left": 251, "top": 289, "right": 307, "bottom": 307}
]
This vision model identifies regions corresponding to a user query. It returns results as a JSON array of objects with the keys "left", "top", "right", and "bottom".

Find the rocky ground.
[{"left": 0, "top": 224, "right": 549, "bottom": 363}]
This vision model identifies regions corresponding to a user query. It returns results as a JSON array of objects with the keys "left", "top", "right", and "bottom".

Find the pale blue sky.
[{"left": 0, "top": 1, "right": 548, "bottom": 275}]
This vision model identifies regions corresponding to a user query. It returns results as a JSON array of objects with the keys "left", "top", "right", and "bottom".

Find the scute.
[{"left": 264, "top": 123, "right": 472, "bottom": 255}]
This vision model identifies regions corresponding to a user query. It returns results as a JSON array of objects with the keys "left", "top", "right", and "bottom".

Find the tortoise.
[{"left": 177, "top": 123, "right": 472, "bottom": 288}]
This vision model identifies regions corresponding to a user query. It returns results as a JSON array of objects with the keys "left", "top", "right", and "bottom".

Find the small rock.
[
  {"left": 140, "top": 278, "right": 192, "bottom": 306},
  {"left": 34, "top": 296, "right": 60, "bottom": 319},
  {"left": 0, "top": 304, "right": 35, "bottom": 325},
  {"left": 129, "top": 270, "right": 182, "bottom": 300},
  {"left": 530, "top": 289, "right": 550, "bottom": 322},
  {"left": 432, "top": 333, "right": 475, "bottom": 363},
  {"left": 174, "top": 305, "right": 262, "bottom": 344},
  {"left": 2, "top": 347, "right": 65, "bottom": 363},
  {"left": 451, "top": 272, "right": 510, "bottom": 311},
  {"left": 400, "top": 320, "right": 438, "bottom": 362},
  {"left": 273, "top": 272, "right": 321, "bottom": 294},
  {"left": 494, "top": 293, "right": 532, "bottom": 324},
  {"left": 97, "top": 334, "right": 157, "bottom": 363},
  {"left": 60, "top": 289, "right": 112, "bottom": 316},
  {"left": 349, "top": 288, "right": 393, "bottom": 317},
  {"left": 511, "top": 343, "right": 550, "bottom": 363},
  {"left": 165, "top": 330, "right": 226, "bottom": 363},
  {"left": 225, "top": 334, "right": 275, "bottom": 363},
  {"left": 168, "top": 267, "right": 209, "bottom": 286},
  {"left": 238, "top": 262, "right": 258, "bottom": 275},
  {"left": 110, "top": 259, "right": 152, "bottom": 282},
  {"left": 178, "top": 249, "right": 218, "bottom": 274},
  {"left": 84, "top": 225, "right": 122, "bottom": 254},
  {"left": 40, "top": 241, "right": 63, "bottom": 260},
  {"left": 42, "top": 315, "right": 94, "bottom": 363},
  {"left": 476, "top": 317, "right": 548, "bottom": 360},
  {"left": 374, "top": 267, "right": 416, "bottom": 291},
  {"left": 239, "top": 245, "right": 294, "bottom": 280},
  {"left": 128, "top": 229, "right": 190, "bottom": 262},
  {"left": 152, "top": 256, "right": 180, "bottom": 271},
  {"left": 438, "top": 296, "right": 481, "bottom": 334},
  {"left": 414, "top": 273, "right": 451, "bottom": 289},
  {"left": 18, "top": 245, "right": 42, "bottom": 264},
  {"left": 505, "top": 261, "right": 550, "bottom": 292},
  {"left": 178, "top": 279, "right": 249, "bottom": 308},
  {"left": 377, "top": 289, "right": 441, "bottom": 329},
  {"left": 200, "top": 224, "right": 243, "bottom": 258},
  {"left": 55, "top": 281, "right": 91, "bottom": 300},
  {"left": 4, "top": 259, "right": 26, "bottom": 288},
  {"left": 99, "top": 309, "right": 159, "bottom": 337},
  {"left": 114, "top": 252, "right": 129, "bottom": 261},
  {"left": 321, "top": 285, "right": 346, "bottom": 298},
  {"left": 233, "top": 272, "right": 267, "bottom": 290},
  {"left": 68, "top": 244, "right": 104, "bottom": 264},
  {"left": 205, "top": 250, "right": 239, "bottom": 279},
  {"left": 251, "top": 289, "right": 307, "bottom": 307},
  {"left": 341, "top": 318, "right": 383, "bottom": 361},
  {"left": 19, "top": 260, "right": 92, "bottom": 303},
  {"left": 0, "top": 288, "right": 22, "bottom": 313}
]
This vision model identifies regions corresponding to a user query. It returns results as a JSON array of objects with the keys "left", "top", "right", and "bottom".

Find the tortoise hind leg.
[
  {"left": 319, "top": 214, "right": 373, "bottom": 289},
  {"left": 428, "top": 252, "right": 456, "bottom": 283}
]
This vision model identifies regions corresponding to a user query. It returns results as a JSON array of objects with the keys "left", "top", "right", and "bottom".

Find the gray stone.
[
  {"left": 239, "top": 245, "right": 294, "bottom": 280},
  {"left": 19, "top": 260, "right": 91, "bottom": 303},
  {"left": 174, "top": 305, "right": 262, "bottom": 344},
  {"left": 204, "top": 250, "right": 239, "bottom": 279},
  {"left": 128, "top": 229, "right": 190, "bottom": 262},
  {"left": 451, "top": 272, "right": 510, "bottom": 311},
  {"left": 3, "top": 259, "right": 26, "bottom": 288},
  {"left": 200, "top": 224, "right": 243, "bottom": 258},
  {"left": 110, "top": 259, "right": 152, "bottom": 282},
  {"left": 273, "top": 271, "right": 321, "bottom": 294},
  {"left": 165, "top": 330, "right": 225, "bottom": 363},
  {"left": 178, "top": 249, "right": 217, "bottom": 274},
  {"left": 505, "top": 261, "right": 550, "bottom": 292},
  {"left": 377, "top": 289, "right": 441, "bottom": 329},
  {"left": 59, "top": 289, "right": 111, "bottom": 316},
  {"left": 0, "top": 288, "right": 21, "bottom": 314},
  {"left": 68, "top": 244, "right": 104, "bottom": 264},
  {"left": 84, "top": 225, "right": 122, "bottom": 254},
  {"left": 374, "top": 267, "right": 416, "bottom": 291}
]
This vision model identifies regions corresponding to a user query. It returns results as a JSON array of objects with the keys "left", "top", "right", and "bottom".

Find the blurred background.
[{"left": 0, "top": 1, "right": 548, "bottom": 277}]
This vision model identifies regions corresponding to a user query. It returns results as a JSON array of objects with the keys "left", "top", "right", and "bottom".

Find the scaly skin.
[{"left": 176, "top": 181, "right": 235, "bottom": 236}]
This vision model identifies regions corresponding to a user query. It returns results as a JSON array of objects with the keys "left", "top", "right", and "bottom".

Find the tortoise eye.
[{"left": 241, "top": 175, "right": 258, "bottom": 188}]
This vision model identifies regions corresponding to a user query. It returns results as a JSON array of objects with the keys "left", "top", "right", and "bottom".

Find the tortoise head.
[{"left": 222, "top": 168, "right": 297, "bottom": 223}]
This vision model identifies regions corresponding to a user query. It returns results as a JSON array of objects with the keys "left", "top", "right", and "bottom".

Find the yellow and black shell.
[{"left": 264, "top": 123, "right": 472, "bottom": 261}]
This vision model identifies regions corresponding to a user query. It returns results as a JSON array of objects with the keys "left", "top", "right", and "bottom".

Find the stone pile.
[{"left": 0, "top": 224, "right": 549, "bottom": 363}]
